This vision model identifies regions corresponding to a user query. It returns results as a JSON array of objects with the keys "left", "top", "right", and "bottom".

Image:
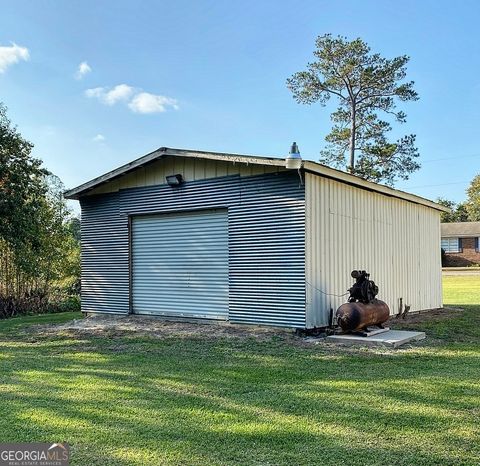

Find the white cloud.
[
  {"left": 0, "top": 43, "right": 29, "bottom": 73},
  {"left": 84, "top": 87, "right": 104, "bottom": 99},
  {"left": 105, "top": 84, "right": 135, "bottom": 105},
  {"left": 93, "top": 134, "right": 105, "bottom": 142},
  {"left": 85, "top": 84, "right": 135, "bottom": 105},
  {"left": 75, "top": 61, "right": 91, "bottom": 79},
  {"left": 128, "top": 92, "right": 178, "bottom": 114},
  {"left": 85, "top": 83, "right": 178, "bottom": 114}
]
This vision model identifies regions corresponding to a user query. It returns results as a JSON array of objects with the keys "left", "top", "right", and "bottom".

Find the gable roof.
[
  {"left": 64, "top": 146, "right": 448, "bottom": 212},
  {"left": 441, "top": 222, "right": 480, "bottom": 237}
]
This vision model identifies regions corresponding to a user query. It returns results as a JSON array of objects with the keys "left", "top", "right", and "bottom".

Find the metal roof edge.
[
  {"left": 303, "top": 161, "right": 450, "bottom": 213},
  {"left": 63, "top": 147, "right": 285, "bottom": 199},
  {"left": 64, "top": 146, "right": 166, "bottom": 199},
  {"left": 64, "top": 146, "right": 449, "bottom": 212}
]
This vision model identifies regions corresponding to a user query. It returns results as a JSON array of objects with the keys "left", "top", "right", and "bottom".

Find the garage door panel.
[{"left": 132, "top": 209, "right": 229, "bottom": 319}]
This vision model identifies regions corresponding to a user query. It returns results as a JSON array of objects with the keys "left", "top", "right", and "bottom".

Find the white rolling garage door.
[{"left": 132, "top": 209, "right": 229, "bottom": 319}]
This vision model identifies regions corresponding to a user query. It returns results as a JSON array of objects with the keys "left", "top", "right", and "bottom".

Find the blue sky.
[{"left": 0, "top": 0, "right": 478, "bottom": 205}]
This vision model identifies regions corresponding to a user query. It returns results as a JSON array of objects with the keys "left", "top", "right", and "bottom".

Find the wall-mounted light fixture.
[{"left": 166, "top": 174, "right": 184, "bottom": 186}]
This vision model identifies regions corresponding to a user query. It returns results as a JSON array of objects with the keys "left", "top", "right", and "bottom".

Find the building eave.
[
  {"left": 64, "top": 146, "right": 449, "bottom": 213},
  {"left": 64, "top": 147, "right": 285, "bottom": 200},
  {"left": 302, "top": 161, "right": 450, "bottom": 213}
]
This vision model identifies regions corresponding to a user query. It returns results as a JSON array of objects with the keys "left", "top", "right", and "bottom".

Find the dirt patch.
[
  {"left": 389, "top": 307, "right": 464, "bottom": 325},
  {"left": 26, "top": 308, "right": 462, "bottom": 350},
  {"left": 36, "top": 314, "right": 296, "bottom": 342}
]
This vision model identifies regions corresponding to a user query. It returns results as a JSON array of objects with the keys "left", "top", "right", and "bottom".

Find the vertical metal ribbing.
[{"left": 305, "top": 173, "right": 442, "bottom": 327}]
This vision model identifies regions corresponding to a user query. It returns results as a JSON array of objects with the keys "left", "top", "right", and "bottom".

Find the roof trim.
[
  {"left": 64, "top": 146, "right": 449, "bottom": 212},
  {"left": 302, "top": 161, "right": 449, "bottom": 212}
]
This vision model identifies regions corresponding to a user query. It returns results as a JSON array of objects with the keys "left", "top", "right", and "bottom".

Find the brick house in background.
[{"left": 441, "top": 222, "right": 480, "bottom": 266}]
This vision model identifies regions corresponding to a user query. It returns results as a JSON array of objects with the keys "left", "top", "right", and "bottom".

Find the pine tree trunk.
[{"left": 348, "top": 106, "right": 356, "bottom": 173}]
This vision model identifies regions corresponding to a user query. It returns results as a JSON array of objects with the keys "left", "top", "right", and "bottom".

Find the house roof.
[
  {"left": 64, "top": 146, "right": 449, "bottom": 212},
  {"left": 441, "top": 222, "right": 480, "bottom": 237}
]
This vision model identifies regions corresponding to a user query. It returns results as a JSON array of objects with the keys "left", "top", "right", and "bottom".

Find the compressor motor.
[{"left": 348, "top": 270, "right": 379, "bottom": 304}]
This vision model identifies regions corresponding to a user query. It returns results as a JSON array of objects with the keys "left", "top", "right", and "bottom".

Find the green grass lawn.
[
  {"left": 443, "top": 275, "right": 480, "bottom": 305},
  {"left": 0, "top": 279, "right": 479, "bottom": 466}
]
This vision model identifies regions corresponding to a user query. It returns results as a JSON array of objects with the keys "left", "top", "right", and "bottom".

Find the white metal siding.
[
  {"left": 132, "top": 210, "right": 229, "bottom": 319},
  {"left": 305, "top": 173, "right": 442, "bottom": 327}
]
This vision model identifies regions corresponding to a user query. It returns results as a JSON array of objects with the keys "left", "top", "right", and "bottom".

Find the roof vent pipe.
[{"left": 285, "top": 142, "right": 302, "bottom": 169}]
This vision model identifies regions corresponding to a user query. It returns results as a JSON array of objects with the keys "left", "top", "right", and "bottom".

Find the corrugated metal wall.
[
  {"left": 80, "top": 170, "right": 306, "bottom": 328},
  {"left": 228, "top": 174, "right": 305, "bottom": 327},
  {"left": 80, "top": 193, "right": 129, "bottom": 314},
  {"left": 305, "top": 173, "right": 442, "bottom": 327}
]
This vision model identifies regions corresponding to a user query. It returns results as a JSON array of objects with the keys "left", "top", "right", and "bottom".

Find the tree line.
[
  {"left": 437, "top": 174, "right": 480, "bottom": 223},
  {"left": 0, "top": 103, "right": 80, "bottom": 318}
]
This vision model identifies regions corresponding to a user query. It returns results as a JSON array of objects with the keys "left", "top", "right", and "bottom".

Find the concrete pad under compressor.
[{"left": 325, "top": 330, "right": 426, "bottom": 348}]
